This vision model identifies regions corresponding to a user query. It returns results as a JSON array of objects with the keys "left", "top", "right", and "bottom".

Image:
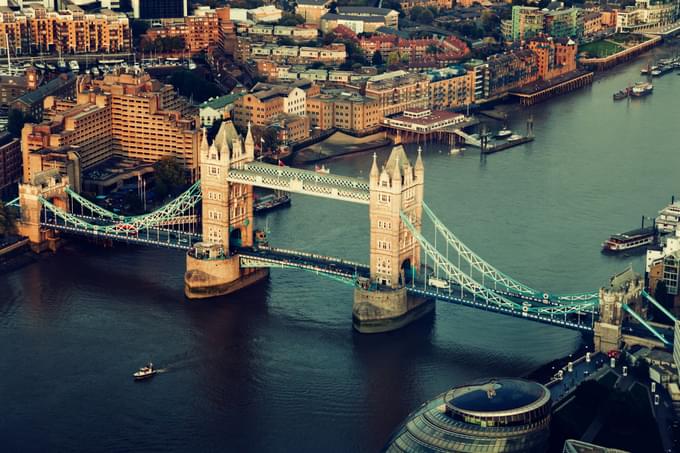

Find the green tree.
[
  {"left": 419, "top": 9, "right": 434, "bottom": 24},
  {"left": 7, "top": 108, "right": 31, "bottom": 137},
  {"left": 0, "top": 201, "right": 16, "bottom": 238},
  {"left": 371, "top": 50, "right": 384, "bottom": 66},
  {"left": 131, "top": 20, "right": 150, "bottom": 46},
  {"left": 278, "top": 12, "right": 306, "bottom": 26},
  {"left": 168, "top": 70, "right": 223, "bottom": 103},
  {"left": 153, "top": 156, "right": 187, "bottom": 199},
  {"left": 426, "top": 43, "right": 439, "bottom": 55},
  {"left": 410, "top": 6, "right": 425, "bottom": 22},
  {"left": 262, "top": 127, "right": 280, "bottom": 150}
]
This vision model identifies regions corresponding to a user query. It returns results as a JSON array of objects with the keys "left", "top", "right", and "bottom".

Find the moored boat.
[
  {"left": 495, "top": 127, "right": 512, "bottom": 138},
  {"left": 507, "top": 134, "right": 523, "bottom": 142},
  {"left": 656, "top": 197, "right": 680, "bottom": 233},
  {"left": 602, "top": 227, "right": 656, "bottom": 253},
  {"left": 450, "top": 146, "right": 465, "bottom": 155},
  {"left": 254, "top": 192, "right": 291, "bottom": 213},
  {"left": 613, "top": 89, "right": 629, "bottom": 101},
  {"left": 630, "top": 81, "right": 653, "bottom": 97}
]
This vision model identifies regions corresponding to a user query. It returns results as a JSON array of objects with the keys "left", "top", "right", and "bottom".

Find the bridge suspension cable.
[
  {"left": 422, "top": 202, "right": 599, "bottom": 303},
  {"left": 401, "top": 211, "right": 521, "bottom": 311}
]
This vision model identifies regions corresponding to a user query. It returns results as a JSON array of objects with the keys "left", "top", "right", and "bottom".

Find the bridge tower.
[
  {"left": 353, "top": 138, "right": 434, "bottom": 333},
  {"left": 17, "top": 169, "right": 69, "bottom": 253},
  {"left": 593, "top": 267, "right": 644, "bottom": 352},
  {"left": 184, "top": 122, "right": 268, "bottom": 299}
]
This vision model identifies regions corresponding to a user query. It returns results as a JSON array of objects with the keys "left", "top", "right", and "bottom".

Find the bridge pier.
[
  {"left": 353, "top": 284, "right": 434, "bottom": 333},
  {"left": 184, "top": 246, "right": 268, "bottom": 299}
]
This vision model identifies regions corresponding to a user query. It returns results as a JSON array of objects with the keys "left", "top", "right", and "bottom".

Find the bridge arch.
[{"left": 230, "top": 227, "right": 242, "bottom": 247}]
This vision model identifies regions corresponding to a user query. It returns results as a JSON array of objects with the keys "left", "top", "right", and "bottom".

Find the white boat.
[
  {"left": 450, "top": 147, "right": 465, "bottom": 154},
  {"left": 133, "top": 363, "right": 157, "bottom": 381},
  {"left": 315, "top": 164, "right": 330, "bottom": 174},
  {"left": 68, "top": 60, "right": 79, "bottom": 72},
  {"left": 57, "top": 59, "right": 67, "bottom": 71},
  {"left": 495, "top": 127, "right": 512, "bottom": 138},
  {"left": 188, "top": 61, "right": 197, "bottom": 70},
  {"left": 507, "top": 134, "right": 523, "bottom": 142},
  {"left": 656, "top": 199, "right": 680, "bottom": 233},
  {"left": 91, "top": 67, "right": 100, "bottom": 77}
]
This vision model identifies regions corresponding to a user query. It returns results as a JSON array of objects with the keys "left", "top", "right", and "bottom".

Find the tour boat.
[
  {"left": 655, "top": 198, "right": 680, "bottom": 233},
  {"left": 254, "top": 193, "right": 291, "bottom": 213},
  {"left": 602, "top": 224, "right": 657, "bottom": 253},
  {"left": 495, "top": 127, "right": 512, "bottom": 138},
  {"left": 630, "top": 82, "right": 653, "bottom": 97},
  {"left": 315, "top": 164, "right": 330, "bottom": 174},
  {"left": 133, "top": 363, "right": 157, "bottom": 381}
]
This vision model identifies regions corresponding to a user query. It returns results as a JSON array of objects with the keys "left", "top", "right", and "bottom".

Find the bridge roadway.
[{"left": 36, "top": 212, "right": 672, "bottom": 339}]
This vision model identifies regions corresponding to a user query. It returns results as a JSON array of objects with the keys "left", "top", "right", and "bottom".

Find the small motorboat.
[
  {"left": 507, "top": 134, "right": 523, "bottom": 142},
  {"left": 450, "top": 147, "right": 465, "bottom": 155},
  {"left": 495, "top": 127, "right": 512, "bottom": 138},
  {"left": 315, "top": 164, "right": 330, "bottom": 174},
  {"left": 133, "top": 363, "right": 157, "bottom": 381}
]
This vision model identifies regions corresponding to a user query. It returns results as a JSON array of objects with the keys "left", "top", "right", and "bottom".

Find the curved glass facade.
[{"left": 384, "top": 378, "right": 552, "bottom": 453}]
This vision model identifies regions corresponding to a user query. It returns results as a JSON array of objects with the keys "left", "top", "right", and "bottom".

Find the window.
[{"left": 209, "top": 165, "right": 219, "bottom": 175}]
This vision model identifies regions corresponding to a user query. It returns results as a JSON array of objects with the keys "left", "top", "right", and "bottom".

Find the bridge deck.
[{"left": 227, "top": 162, "right": 370, "bottom": 204}]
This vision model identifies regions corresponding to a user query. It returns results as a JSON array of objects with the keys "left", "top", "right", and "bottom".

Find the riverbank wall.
[{"left": 579, "top": 36, "right": 662, "bottom": 71}]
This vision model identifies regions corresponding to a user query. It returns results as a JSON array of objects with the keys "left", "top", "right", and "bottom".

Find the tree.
[
  {"left": 7, "top": 108, "right": 31, "bottom": 137},
  {"left": 371, "top": 50, "right": 384, "bottom": 66},
  {"left": 131, "top": 20, "right": 150, "bottom": 46},
  {"left": 153, "top": 156, "right": 187, "bottom": 199},
  {"left": 261, "top": 127, "right": 280, "bottom": 151},
  {"left": 278, "top": 12, "right": 305, "bottom": 26},
  {"left": 426, "top": 43, "right": 440, "bottom": 55},
  {"left": 0, "top": 201, "right": 15, "bottom": 238},
  {"left": 419, "top": 9, "right": 434, "bottom": 24},
  {"left": 168, "top": 70, "right": 223, "bottom": 104},
  {"left": 322, "top": 31, "right": 337, "bottom": 45}
]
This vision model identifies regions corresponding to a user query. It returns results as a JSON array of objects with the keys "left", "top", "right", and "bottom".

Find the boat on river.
[
  {"left": 613, "top": 88, "right": 629, "bottom": 101},
  {"left": 630, "top": 81, "right": 653, "bottom": 97},
  {"left": 254, "top": 192, "right": 291, "bottom": 213},
  {"left": 133, "top": 363, "right": 157, "bottom": 381}
]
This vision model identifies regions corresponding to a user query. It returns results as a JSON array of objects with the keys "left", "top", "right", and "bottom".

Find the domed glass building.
[{"left": 384, "top": 378, "right": 552, "bottom": 453}]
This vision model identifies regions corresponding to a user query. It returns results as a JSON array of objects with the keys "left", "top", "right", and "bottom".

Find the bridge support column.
[
  {"left": 593, "top": 322, "right": 622, "bottom": 353},
  {"left": 184, "top": 246, "right": 268, "bottom": 299},
  {"left": 352, "top": 285, "right": 434, "bottom": 333},
  {"left": 17, "top": 171, "right": 68, "bottom": 253}
]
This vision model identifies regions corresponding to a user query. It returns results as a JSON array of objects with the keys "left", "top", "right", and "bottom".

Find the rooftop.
[
  {"left": 445, "top": 378, "right": 550, "bottom": 415},
  {"left": 199, "top": 93, "right": 245, "bottom": 110}
]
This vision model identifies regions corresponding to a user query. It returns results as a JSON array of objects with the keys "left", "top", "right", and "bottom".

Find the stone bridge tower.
[
  {"left": 17, "top": 169, "right": 69, "bottom": 253},
  {"left": 184, "top": 121, "right": 268, "bottom": 299},
  {"left": 593, "top": 267, "right": 644, "bottom": 352},
  {"left": 353, "top": 138, "right": 434, "bottom": 333}
]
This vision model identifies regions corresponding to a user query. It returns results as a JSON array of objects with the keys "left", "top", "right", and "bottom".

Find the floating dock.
[{"left": 482, "top": 136, "right": 534, "bottom": 154}]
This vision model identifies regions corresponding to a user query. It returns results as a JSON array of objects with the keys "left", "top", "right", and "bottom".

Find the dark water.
[{"left": 2, "top": 49, "right": 679, "bottom": 452}]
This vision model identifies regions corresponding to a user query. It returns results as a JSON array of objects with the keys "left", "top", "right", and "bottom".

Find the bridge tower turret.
[
  {"left": 353, "top": 140, "right": 434, "bottom": 333},
  {"left": 184, "top": 121, "right": 268, "bottom": 299},
  {"left": 17, "top": 169, "right": 69, "bottom": 253}
]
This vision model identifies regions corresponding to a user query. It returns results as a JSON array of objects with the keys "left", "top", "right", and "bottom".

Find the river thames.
[{"left": 2, "top": 49, "right": 680, "bottom": 452}]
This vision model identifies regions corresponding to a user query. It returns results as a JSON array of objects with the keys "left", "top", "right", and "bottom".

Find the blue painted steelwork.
[{"left": 6, "top": 197, "right": 19, "bottom": 207}]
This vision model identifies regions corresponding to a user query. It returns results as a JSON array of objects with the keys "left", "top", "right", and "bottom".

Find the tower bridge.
[{"left": 11, "top": 121, "right": 674, "bottom": 347}]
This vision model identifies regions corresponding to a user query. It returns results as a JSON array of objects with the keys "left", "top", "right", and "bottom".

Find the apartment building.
[
  {"left": 399, "top": 0, "right": 453, "bottom": 12},
  {"left": 616, "top": 0, "right": 680, "bottom": 32},
  {"left": 232, "top": 80, "right": 319, "bottom": 128},
  {"left": 22, "top": 71, "right": 202, "bottom": 188},
  {"left": 321, "top": 7, "right": 399, "bottom": 34},
  {"left": 364, "top": 70, "right": 429, "bottom": 117},
  {"left": 295, "top": 0, "right": 332, "bottom": 25},
  {"left": 509, "top": 5, "right": 580, "bottom": 42},
  {"left": 267, "top": 113, "right": 310, "bottom": 143},
  {"left": 0, "top": 5, "right": 130, "bottom": 55},
  {"left": 0, "top": 132, "right": 20, "bottom": 195},
  {"left": 426, "top": 66, "right": 475, "bottom": 109},
  {"left": 306, "top": 90, "right": 381, "bottom": 133},
  {"left": 485, "top": 49, "right": 539, "bottom": 98},
  {"left": 527, "top": 36, "right": 577, "bottom": 80},
  {"left": 243, "top": 41, "right": 347, "bottom": 65}
]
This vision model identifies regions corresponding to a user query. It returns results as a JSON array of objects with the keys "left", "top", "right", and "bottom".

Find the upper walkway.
[{"left": 227, "top": 162, "right": 370, "bottom": 204}]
